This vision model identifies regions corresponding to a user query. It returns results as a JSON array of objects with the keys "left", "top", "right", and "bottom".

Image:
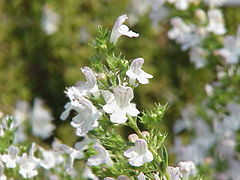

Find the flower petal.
[{"left": 126, "top": 104, "right": 139, "bottom": 116}]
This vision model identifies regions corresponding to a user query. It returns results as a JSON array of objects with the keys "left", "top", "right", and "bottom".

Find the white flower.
[
  {"left": 87, "top": 144, "right": 113, "bottom": 167},
  {"left": 0, "top": 162, "right": 6, "bottom": 180},
  {"left": 59, "top": 144, "right": 84, "bottom": 164},
  {"left": 61, "top": 87, "right": 101, "bottom": 135},
  {"left": 167, "top": 166, "right": 181, "bottom": 180},
  {"left": 218, "top": 25, "right": 240, "bottom": 64},
  {"left": 75, "top": 67, "right": 99, "bottom": 98},
  {"left": 189, "top": 47, "right": 208, "bottom": 69},
  {"left": 167, "top": 0, "right": 195, "bottom": 10},
  {"left": 206, "top": 9, "right": 226, "bottom": 35},
  {"left": 18, "top": 143, "right": 40, "bottom": 179},
  {"left": 104, "top": 178, "right": 115, "bottom": 180},
  {"left": 137, "top": 172, "right": 146, "bottom": 180},
  {"left": 102, "top": 86, "right": 139, "bottom": 124},
  {"left": 178, "top": 161, "right": 195, "bottom": 179},
  {"left": 30, "top": 98, "right": 55, "bottom": 139},
  {"left": 41, "top": 5, "right": 59, "bottom": 35},
  {"left": 153, "top": 173, "right": 160, "bottom": 180},
  {"left": 61, "top": 67, "right": 100, "bottom": 121},
  {"left": 83, "top": 167, "right": 99, "bottom": 180},
  {"left": 149, "top": 6, "right": 169, "bottom": 28},
  {"left": 205, "top": 84, "right": 214, "bottom": 96},
  {"left": 13, "top": 100, "right": 29, "bottom": 125},
  {"left": 110, "top": 14, "right": 139, "bottom": 44},
  {"left": 39, "top": 147, "right": 64, "bottom": 169},
  {"left": 70, "top": 96, "right": 101, "bottom": 136},
  {"left": 18, "top": 153, "right": 39, "bottom": 178},
  {"left": 54, "top": 143, "right": 83, "bottom": 174},
  {"left": 128, "top": 0, "right": 150, "bottom": 25},
  {"left": 126, "top": 58, "right": 153, "bottom": 85},
  {"left": 204, "top": 0, "right": 225, "bottom": 7},
  {"left": 124, "top": 139, "right": 153, "bottom": 167},
  {"left": 60, "top": 102, "right": 73, "bottom": 120},
  {"left": 13, "top": 100, "right": 29, "bottom": 143},
  {"left": 168, "top": 17, "right": 202, "bottom": 51},
  {"left": 168, "top": 17, "right": 191, "bottom": 40},
  {"left": 75, "top": 135, "right": 93, "bottom": 151},
  {"left": 1, "top": 145, "right": 19, "bottom": 168}
]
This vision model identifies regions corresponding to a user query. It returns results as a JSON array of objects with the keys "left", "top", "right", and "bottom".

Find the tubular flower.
[
  {"left": 87, "top": 144, "right": 113, "bottom": 167},
  {"left": 18, "top": 143, "right": 40, "bottom": 179},
  {"left": 124, "top": 139, "right": 153, "bottom": 167},
  {"left": 38, "top": 147, "right": 64, "bottom": 170},
  {"left": 110, "top": 14, "right": 139, "bottom": 44},
  {"left": 1, "top": 145, "right": 19, "bottom": 168},
  {"left": 75, "top": 67, "right": 99, "bottom": 98},
  {"left": 62, "top": 87, "right": 101, "bottom": 136},
  {"left": 71, "top": 96, "right": 101, "bottom": 136},
  {"left": 30, "top": 98, "right": 55, "bottom": 139},
  {"left": 102, "top": 86, "right": 139, "bottom": 124},
  {"left": 178, "top": 161, "right": 195, "bottom": 180},
  {"left": 57, "top": 144, "right": 84, "bottom": 173},
  {"left": 218, "top": 25, "right": 240, "bottom": 64},
  {"left": 206, "top": 9, "right": 226, "bottom": 35},
  {"left": 126, "top": 58, "right": 153, "bottom": 85},
  {"left": 167, "top": 166, "right": 181, "bottom": 180}
]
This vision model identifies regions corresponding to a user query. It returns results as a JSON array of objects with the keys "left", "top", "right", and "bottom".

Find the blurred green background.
[{"left": 0, "top": 0, "right": 239, "bottom": 148}]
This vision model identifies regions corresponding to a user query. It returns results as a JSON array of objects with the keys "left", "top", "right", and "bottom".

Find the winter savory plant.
[
  {"left": 59, "top": 14, "right": 197, "bottom": 179},
  {"left": 0, "top": 15, "right": 197, "bottom": 180}
]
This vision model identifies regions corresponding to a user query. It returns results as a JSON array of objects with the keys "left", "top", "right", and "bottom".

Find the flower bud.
[
  {"left": 178, "top": 161, "right": 195, "bottom": 177},
  {"left": 97, "top": 73, "right": 107, "bottom": 83},
  {"left": 141, "top": 131, "right": 150, "bottom": 138},
  {"left": 97, "top": 73, "right": 107, "bottom": 81},
  {"left": 128, "top": 133, "right": 138, "bottom": 142},
  {"left": 195, "top": 9, "right": 207, "bottom": 24}
]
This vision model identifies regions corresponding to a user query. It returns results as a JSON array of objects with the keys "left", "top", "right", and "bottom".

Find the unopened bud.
[
  {"left": 141, "top": 131, "right": 150, "bottom": 138},
  {"left": 178, "top": 161, "right": 195, "bottom": 175},
  {"left": 195, "top": 9, "right": 207, "bottom": 23},
  {"left": 97, "top": 73, "right": 107, "bottom": 85},
  {"left": 97, "top": 73, "right": 107, "bottom": 81},
  {"left": 128, "top": 133, "right": 138, "bottom": 142}
]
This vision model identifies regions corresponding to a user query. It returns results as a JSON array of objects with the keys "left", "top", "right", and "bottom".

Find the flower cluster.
[
  {"left": 125, "top": 0, "right": 240, "bottom": 178},
  {"left": 56, "top": 14, "right": 196, "bottom": 179},
  {"left": 0, "top": 13, "right": 199, "bottom": 180},
  {"left": 0, "top": 115, "right": 66, "bottom": 179}
]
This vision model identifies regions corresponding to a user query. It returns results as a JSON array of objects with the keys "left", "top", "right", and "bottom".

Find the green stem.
[{"left": 165, "top": 172, "right": 171, "bottom": 180}]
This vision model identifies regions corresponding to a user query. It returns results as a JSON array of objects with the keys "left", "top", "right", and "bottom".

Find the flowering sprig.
[{"left": 58, "top": 14, "right": 198, "bottom": 180}]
